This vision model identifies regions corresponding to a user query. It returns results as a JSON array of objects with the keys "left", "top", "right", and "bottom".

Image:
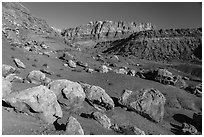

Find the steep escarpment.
[
  {"left": 61, "top": 21, "right": 154, "bottom": 42},
  {"left": 99, "top": 28, "right": 202, "bottom": 62},
  {"left": 2, "top": 2, "right": 60, "bottom": 46}
]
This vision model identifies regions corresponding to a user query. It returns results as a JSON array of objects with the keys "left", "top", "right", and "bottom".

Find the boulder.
[
  {"left": 143, "top": 68, "right": 187, "bottom": 88},
  {"left": 27, "top": 70, "right": 46, "bottom": 85},
  {"left": 62, "top": 52, "right": 74, "bottom": 60},
  {"left": 79, "top": 83, "right": 114, "bottom": 111},
  {"left": 48, "top": 79, "right": 85, "bottom": 110},
  {"left": 2, "top": 77, "right": 12, "bottom": 99},
  {"left": 40, "top": 68, "right": 53, "bottom": 75},
  {"left": 100, "top": 65, "right": 109, "bottom": 73},
  {"left": 194, "top": 83, "right": 202, "bottom": 96},
  {"left": 76, "top": 61, "right": 88, "bottom": 68},
  {"left": 182, "top": 123, "right": 198, "bottom": 135},
  {"left": 2, "top": 64, "right": 16, "bottom": 77},
  {"left": 13, "top": 58, "right": 26, "bottom": 69},
  {"left": 4, "top": 85, "right": 63, "bottom": 124},
  {"left": 127, "top": 69, "right": 136, "bottom": 76},
  {"left": 85, "top": 68, "right": 94, "bottom": 73},
  {"left": 111, "top": 124, "right": 145, "bottom": 135},
  {"left": 5, "top": 74, "right": 24, "bottom": 83},
  {"left": 174, "top": 75, "right": 188, "bottom": 89},
  {"left": 66, "top": 116, "right": 84, "bottom": 135},
  {"left": 119, "top": 88, "right": 166, "bottom": 122},
  {"left": 115, "top": 68, "right": 127, "bottom": 74},
  {"left": 68, "top": 60, "right": 76, "bottom": 68},
  {"left": 91, "top": 111, "right": 112, "bottom": 129}
]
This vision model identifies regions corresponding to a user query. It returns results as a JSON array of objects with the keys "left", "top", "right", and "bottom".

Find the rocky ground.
[{"left": 2, "top": 2, "right": 202, "bottom": 135}]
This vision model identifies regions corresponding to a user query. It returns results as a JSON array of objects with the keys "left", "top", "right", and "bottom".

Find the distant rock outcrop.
[
  {"left": 99, "top": 28, "right": 202, "bottom": 62},
  {"left": 61, "top": 21, "right": 154, "bottom": 41}
]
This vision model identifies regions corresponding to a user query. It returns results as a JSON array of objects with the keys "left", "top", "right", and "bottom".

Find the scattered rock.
[
  {"left": 4, "top": 85, "right": 63, "bottom": 124},
  {"left": 109, "top": 63, "right": 117, "bottom": 67},
  {"left": 100, "top": 65, "right": 109, "bottom": 73},
  {"left": 119, "top": 88, "right": 166, "bottom": 122},
  {"left": 79, "top": 83, "right": 114, "bottom": 111},
  {"left": 62, "top": 52, "right": 74, "bottom": 60},
  {"left": 194, "top": 83, "right": 202, "bottom": 96},
  {"left": 111, "top": 124, "right": 145, "bottom": 135},
  {"left": 85, "top": 68, "right": 94, "bottom": 73},
  {"left": 27, "top": 70, "right": 46, "bottom": 85},
  {"left": 63, "top": 63, "right": 68, "bottom": 67},
  {"left": 13, "top": 58, "right": 26, "bottom": 69},
  {"left": 5, "top": 74, "right": 24, "bottom": 83},
  {"left": 2, "top": 64, "right": 16, "bottom": 77},
  {"left": 127, "top": 69, "right": 136, "bottom": 76},
  {"left": 48, "top": 79, "right": 85, "bottom": 110},
  {"left": 115, "top": 68, "right": 127, "bottom": 74},
  {"left": 68, "top": 60, "right": 76, "bottom": 68},
  {"left": 43, "top": 77, "right": 52, "bottom": 86},
  {"left": 2, "top": 77, "right": 12, "bottom": 99},
  {"left": 182, "top": 123, "right": 198, "bottom": 135},
  {"left": 40, "top": 68, "right": 53, "bottom": 75},
  {"left": 66, "top": 116, "right": 84, "bottom": 135},
  {"left": 142, "top": 68, "right": 187, "bottom": 88},
  {"left": 110, "top": 55, "right": 119, "bottom": 61},
  {"left": 76, "top": 61, "right": 88, "bottom": 68},
  {"left": 91, "top": 111, "right": 112, "bottom": 129},
  {"left": 174, "top": 75, "right": 188, "bottom": 89},
  {"left": 183, "top": 76, "right": 190, "bottom": 80}
]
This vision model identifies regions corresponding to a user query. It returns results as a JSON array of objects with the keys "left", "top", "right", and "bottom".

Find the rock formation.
[
  {"left": 100, "top": 28, "right": 202, "bottom": 62},
  {"left": 61, "top": 21, "right": 154, "bottom": 41}
]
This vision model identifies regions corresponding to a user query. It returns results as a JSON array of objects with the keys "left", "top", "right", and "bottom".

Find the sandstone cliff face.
[
  {"left": 97, "top": 28, "right": 202, "bottom": 62},
  {"left": 61, "top": 21, "right": 154, "bottom": 41}
]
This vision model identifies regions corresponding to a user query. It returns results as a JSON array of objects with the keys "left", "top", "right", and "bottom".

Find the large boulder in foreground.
[
  {"left": 4, "top": 85, "right": 63, "bottom": 124},
  {"left": 91, "top": 111, "right": 112, "bottom": 129},
  {"left": 2, "top": 77, "right": 12, "bottom": 99},
  {"left": 79, "top": 83, "right": 114, "bottom": 111},
  {"left": 13, "top": 58, "right": 26, "bottom": 69},
  {"left": 48, "top": 79, "right": 85, "bottom": 111},
  {"left": 66, "top": 116, "right": 84, "bottom": 135},
  {"left": 2, "top": 64, "right": 16, "bottom": 77},
  {"left": 119, "top": 88, "right": 166, "bottom": 123}
]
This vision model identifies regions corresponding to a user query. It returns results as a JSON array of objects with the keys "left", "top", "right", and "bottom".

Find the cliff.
[
  {"left": 61, "top": 20, "right": 155, "bottom": 41},
  {"left": 97, "top": 28, "right": 202, "bottom": 62}
]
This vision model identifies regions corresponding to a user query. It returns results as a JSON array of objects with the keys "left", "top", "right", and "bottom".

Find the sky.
[{"left": 21, "top": 2, "right": 202, "bottom": 30}]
